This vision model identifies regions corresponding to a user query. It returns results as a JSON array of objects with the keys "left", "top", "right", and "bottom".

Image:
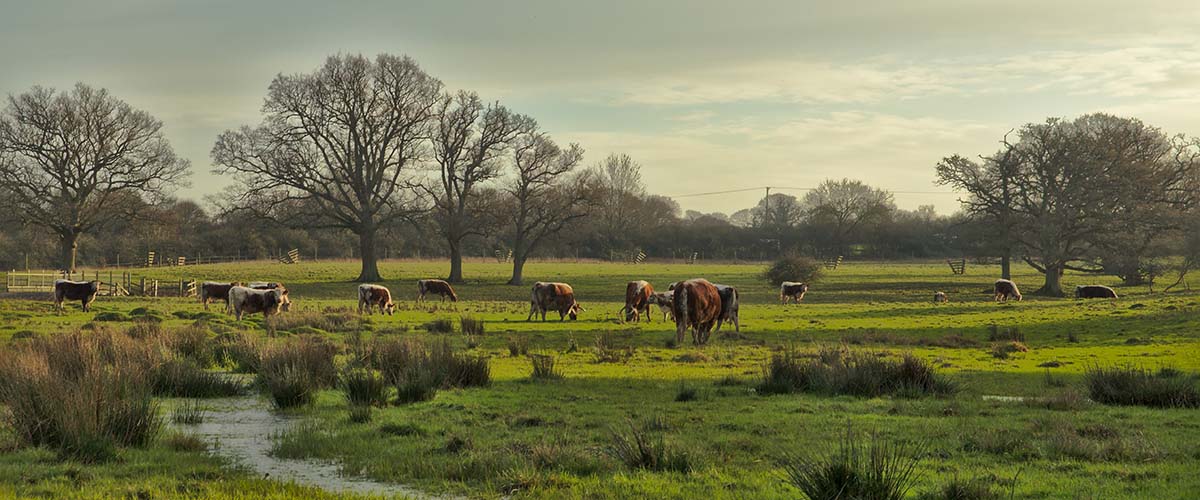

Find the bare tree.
[
  {"left": 212, "top": 54, "right": 442, "bottom": 282},
  {"left": 804, "top": 178, "right": 895, "bottom": 255},
  {"left": 936, "top": 136, "right": 1022, "bottom": 279},
  {"left": 0, "top": 84, "right": 190, "bottom": 271},
  {"left": 426, "top": 91, "right": 532, "bottom": 283},
  {"left": 504, "top": 129, "right": 589, "bottom": 285}
]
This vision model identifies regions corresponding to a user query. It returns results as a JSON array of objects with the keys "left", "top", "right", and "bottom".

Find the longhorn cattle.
[
  {"left": 620, "top": 280, "right": 654, "bottom": 322},
  {"left": 527, "top": 282, "right": 582, "bottom": 321},
  {"left": 672, "top": 278, "right": 722, "bottom": 345},
  {"left": 53, "top": 280, "right": 100, "bottom": 312},
  {"left": 417, "top": 279, "right": 458, "bottom": 303},
  {"left": 248, "top": 282, "right": 284, "bottom": 290},
  {"left": 713, "top": 284, "right": 740, "bottom": 332},
  {"left": 200, "top": 281, "right": 241, "bottom": 311},
  {"left": 1075, "top": 285, "right": 1118, "bottom": 299},
  {"left": 934, "top": 291, "right": 948, "bottom": 303},
  {"left": 229, "top": 286, "right": 291, "bottom": 320},
  {"left": 649, "top": 292, "right": 674, "bottom": 321},
  {"left": 994, "top": 279, "right": 1022, "bottom": 302},
  {"left": 358, "top": 284, "right": 396, "bottom": 315},
  {"left": 780, "top": 282, "right": 809, "bottom": 304}
]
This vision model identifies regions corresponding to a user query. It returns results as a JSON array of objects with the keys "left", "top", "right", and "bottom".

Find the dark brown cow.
[
  {"left": 527, "top": 282, "right": 582, "bottom": 321},
  {"left": 417, "top": 279, "right": 458, "bottom": 303},
  {"left": 229, "top": 286, "right": 291, "bottom": 320},
  {"left": 358, "top": 284, "right": 396, "bottom": 315},
  {"left": 672, "top": 278, "right": 722, "bottom": 345},
  {"left": 248, "top": 281, "right": 285, "bottom": 290},
  {"left": 54, "top": 279, "right": 100, "bottom": 312},
  {"left": 780, "top": 281, "right": 809, "bottom": 304},
  {"left": 1075, "top": 285, "right": 1118, "bottom": 299},
  {"left": 713, "top": 284, "right": 740, "bottom": 333},
  {"left": 200, "top": 281, "right": 242, "bottom": 311},
  {"left": 620, "top": 280, "right": 654, "bottom": 323},
  {"left": 649, "top": 292, "right": 674, "bottom": 321},
  {"left": 994, "top": 279, "right": 1022, "bottom": 302}
]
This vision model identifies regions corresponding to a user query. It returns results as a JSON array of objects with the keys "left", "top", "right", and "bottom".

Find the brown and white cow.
[
  {"left": 229, "top": 286, "right": 291, "bottom": 320},
  {"left": 527, "top": 282, "right": 582, "bottom": 321},
  {"left": 417, "top": 279, "right": 458, "bottom": 303},
  {"left": 358, "top": 284, "right": 396, "bottom": 315},
  {"left": 672, "top": 278, "right": 722, "bottom": 345},
  {"left": 620, "top": 280, "right": 654, "bottom": 323},
  {"left": 649, "top": 292, "right": 674, "bottom": 321},
  {"left": 200, "top": 281, "right": 242, "bottom": 311},
  {"left": 1075, "top": 285, "right": 1118, "bottom": 299},
  {"left": 248, "top": 281, "right": 285, "bottom": 290},
  {"left": 713, "top": 284, "right": 740, "bottom": 333},
  {"left": 934, "top": 291, "right": 949, "bottom": 303},
  {"left": 780, "top": 281, "right": 809, "bottom": 304},
  {"left": 53, "top": 279, "right": 100, "bottom": 313},
  {"left": 994, "top": 279, "right": 1022, "bottom": 302}
]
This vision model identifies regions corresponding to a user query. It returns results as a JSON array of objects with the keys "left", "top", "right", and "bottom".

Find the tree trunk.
[
  {"left": 447, "top": 243, "right": 464, "bottom": 283},
  {"left": 508, "top": 255, "right": 527, "bottom": 286},
  {"left": 1037, "top": 262, "right": 1065, "bottom": 296},
  {"left": 1000, "top": 254, "right": 1011, "bottom": 280},
  {"left": 60, "top": 231, "right": 79, "bottom": 273},
  {"left": 355, "top": 229, "right": 383, "bottom": 282}
]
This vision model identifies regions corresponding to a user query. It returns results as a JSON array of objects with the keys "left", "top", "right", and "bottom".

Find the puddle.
[
  {"left": 174, "top": 396, "right": 439, "bottom": 499},
  {"left": 981, "top": 395, "right": 1028, "bottom": 402}
]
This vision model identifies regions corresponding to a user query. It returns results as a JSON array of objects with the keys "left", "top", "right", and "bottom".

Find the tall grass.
[
  {"left": 371, "top": 338, "right": 490, "bottom": 404},
  {"left": 529, "top": 353, "right": 562, "bottom": 380},
  {"left": 1084, "top": 365, "right": 1200, "bottom": 408},
  {"left": 778, "top": 427, "right": 923, "bottom": 500},
  {"left": 340, "top": 368, "right": 389, "bottom": 407},
  {"left": 605, "top": 420, "right": 694, "bottom": 473},
  {"left": 151, "top": 357, "right": 245, "bottom": 398},
  {"left": 214, "top": 332, "right": 262, "bottom": 374},
  {"left": 257, "top": 338, "right": 338, "bottom": 409},
  {"left": 460, "top": 316, "right": 485, "bottom": 336},
  {"left": 758, "top": 347, "right": 956, "bottom": 397},
  {"left": 0, "top": 331, "right": 162, "bottom": 462}
]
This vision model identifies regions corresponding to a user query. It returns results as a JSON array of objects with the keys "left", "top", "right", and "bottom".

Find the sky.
[{"left": 3, "top": 0, "right": 1200, "bottom": 216}]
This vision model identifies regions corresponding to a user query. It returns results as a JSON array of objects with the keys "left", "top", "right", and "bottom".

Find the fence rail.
[{"left": 4, "top": 270, "right": 195, "bottom": 297}]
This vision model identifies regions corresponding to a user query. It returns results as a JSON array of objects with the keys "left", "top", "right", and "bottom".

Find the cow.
[
  {"left": 229, "top": 286, "right": 291, "bottom": 320},
  {"left": 713, "top": 284, "right": 740, "bottom": 333},
  {"left": 53, "top": 280, "right": 100, "bottom": 313},
  {"left": 199, "top": 281, "right": 241, "bottom": 311},
  {"left": 934, "top": 291, "right": 948, "bottom": 303},
  {"left": 248, "top": 281, "right": 284, "bottom": 290},
  {"left": 358, "top": 284, "right": 396, "bottom": 315},
  {"left": 672, "top": 278, "right": 722, "bottom": 345},
  {"left": 620, "top": 280, "right": 654, "bottom": 323},
  {"left": 1075, "top": 285, "right": 1118, "bottom": 299},
  {"left": 417, "top": 279, "right": 458, "bottom": 303},
  {"left": 527, "top": 282, "right": 583, "bottom": 321},
  {"left": 994, "top": 279, "right": 1022, "bottom": 302},
  {"left": 649, "top": 292, "right": 674, "bottom": 321},
  {"left": 780, "top": 282, "right": 809, "bottom": 304}
]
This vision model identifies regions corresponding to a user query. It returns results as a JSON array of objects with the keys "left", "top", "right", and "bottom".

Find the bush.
[
  {"left": 340, "top": 368, "right": 389, "bottom": 407},
  {"left": 762, "top": 254, "right": 824, "bottom": 287},
  {"left": 152, "top": 357, "right": 245, "bottom": 398},
  {"left": 529, "top": 353, "right": 562, "bottom": 380},
  {"left": 460, "top": 316, "right": 485, "bottom": 336},
  {"left": 605, "top": 420, "right": 693, "bottom": 473},
  {"left": 257, "top": 338, "right": 338, "bottom": 409},
  {"left": 778, "top": 427, "right": 923, "bottom": 500},
  {"left": 758, "top": 348, "right": 956, "bottom": 398},
  {"left": 1084, "top": 365, "right": 1200, "bottom": 408},
  {"left": 0, "top": 331, "right": 162, "bottom": 462},
  {"left": 423, "top": 318, "right": 454, "bottom": 334}
]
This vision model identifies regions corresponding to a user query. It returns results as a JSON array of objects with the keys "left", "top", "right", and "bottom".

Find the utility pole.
[{"left": 763, "top": 186, "right": 771, "bottom": 227}]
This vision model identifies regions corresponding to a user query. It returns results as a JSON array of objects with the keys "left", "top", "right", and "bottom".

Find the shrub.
[
  {"left": 762, "top": 254, "right": 824, "bottom": 287},
  {"left": 340, "top": 368, "right": 389, "bottom": 407},
  {"left": 0, "top": 331, "right": 162, "bottom": 462},
  {"left": 460, "top": 316, "right": 485, "bottom": 336},
  {"left": 529, "top": 353, "right": 562, "bottom": 380},
  {"left": 507, "top": 336, "right": 529, "bottom": 357},
  {"left": 260, "top": 364, "right": 317, "bottom": 409},
  {"left": 257, "top": 338, "right": 339, "bottom": 409},
  {"left": 605, "top": 420, "right": 693, "bottom": 473},
  {"left": 778, "top": 427, "right": 923, "bottom": 500},
  {"left": 594, "top": 332, "right": 634, "bottom": 363},
  {"left": 758, "top": 348, "right": 956, "bottom": 397},
  {"left": 423, "top": 318, "right": 454, "bottom": 334},
  {"left": 171, "top": 400, "right": 206, "bottom": 425},
  {"left": 1084, "top": 365, "right": 1200, "bottom": 408},
  {"left": 152, "top": 357, "right": 245, "bottom": 398}
]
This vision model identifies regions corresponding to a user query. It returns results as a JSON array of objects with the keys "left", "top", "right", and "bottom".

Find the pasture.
[{"left": 1, "top": 259, "right": 1199, "bottom": 499}]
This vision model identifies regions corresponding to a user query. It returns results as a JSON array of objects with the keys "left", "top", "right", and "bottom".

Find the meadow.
[{"left": 1, "top": 259, "right": 1198, "bottom": 499}]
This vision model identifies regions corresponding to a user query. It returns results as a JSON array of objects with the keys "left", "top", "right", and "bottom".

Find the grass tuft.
[
  {"left": 605, "top": 420, "right": 694, "bottom": 473},
  {"left": 460, "top": 316, "right": 485, "bottom": 336},
  {"left": 1084, "top": 365, "right": 1200, "bottom": 408},
  {"left": 778, "top": 426, "right": 923, "bottom": 500},
  {"left": 529, "top": 353, "right": 562, "bottom": 380},
  {"left": 758, "top": 348, "right": 956, "bottom": 398}
]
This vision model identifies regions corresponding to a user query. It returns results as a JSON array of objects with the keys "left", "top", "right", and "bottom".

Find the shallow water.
[{"left": 174, "top": 396, "right": 436, "bottom": 499}]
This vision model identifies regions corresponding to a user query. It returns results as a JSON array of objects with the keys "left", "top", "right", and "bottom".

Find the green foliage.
[
  {"left": 528, "top": 353, "right": 562, "bottom": 380},
  {"left": 762, "top": 254, "right": 824, "bottom": 286},
  {"left": 779, "top": 427, "right": 923, "bottom": 500},
  {"left": 257, "top": 338, "right": 338, "bottom": 409}
]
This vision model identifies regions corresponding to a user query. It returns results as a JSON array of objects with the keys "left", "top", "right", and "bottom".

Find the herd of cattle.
[{"left": 50, "top": 276, "right": 1121, "bottom": 343}]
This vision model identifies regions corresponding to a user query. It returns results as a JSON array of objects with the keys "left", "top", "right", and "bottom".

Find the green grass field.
[{"left": 2, "top": 259, "right": 1199, "bottom": 499}]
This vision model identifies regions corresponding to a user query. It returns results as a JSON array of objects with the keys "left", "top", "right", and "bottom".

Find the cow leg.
[{"left": 202, "top": 298, "right": 210, "bottom": 311}]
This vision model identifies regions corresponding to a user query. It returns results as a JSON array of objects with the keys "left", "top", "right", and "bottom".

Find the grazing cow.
[
  {"left": 713, "top": 284, "right": 740, "bottom": 333},
  {"left": 649, "top": 292, "right": 674, "bottom": 321},
  {"left": 994, "top": 279, "right": 1022, "bottom": 302},
  {"left": 620, "top": 280, "right": 655, "bottom": 323},
  {"left": 672, "top": 278, "right": 722, "bottom": 345},
  {"left": 248, "top": 281, "right": 284, "bottom": 290},
  {"left": 200, "top": 281, "right": 241, "bottom": 311},
  {"left": 527, "top": 282, "right": 583, "bottom": 321},
  {"left": 228, "top": 286, "right": 291, "bottom": 320},
  {"left": 358, "top": 284, "right": 396, "bottom": 315},
  {"left": 1075, "top": 285, "right": 1118, "bottom": 299},
  {"left": 53, "top": 280, "right": 100, "bottom": 313},
  {"left": 417, "top": 279, "right": 458, "bottom": 303},
  {"left": 780, "top": 282, "right": 809, "bottom": 304},
  {"left": 934, "top": 291, "right": 949, "bottom": 303}
]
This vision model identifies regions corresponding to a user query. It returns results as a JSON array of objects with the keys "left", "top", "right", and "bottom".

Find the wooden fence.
[{"left": 4, "top": 270, "right": 196, "bottom": 297}]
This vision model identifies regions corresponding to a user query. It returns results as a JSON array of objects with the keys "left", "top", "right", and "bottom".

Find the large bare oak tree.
[
  {"left": 212, "top": 54, "right": 442, "bottom": 282},
  {"left": 0, "top": 84, "right": 190, "bottom": 272}
]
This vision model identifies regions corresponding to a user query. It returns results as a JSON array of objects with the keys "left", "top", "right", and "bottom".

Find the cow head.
[
  {"left": 569, "top": 302, "right": 583, "bottom": 320},
  {"left": 88, "top": 280, "right": 101, "bottom": 293},
  {"left": 449, "top": 290, "right": 459, "bottom": 302},
  {"left": 278, "top": 289, "right": 292, "bottom": 312},
  {"left": 385, "top": 300, "right": 396, "bottom": 315}
]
